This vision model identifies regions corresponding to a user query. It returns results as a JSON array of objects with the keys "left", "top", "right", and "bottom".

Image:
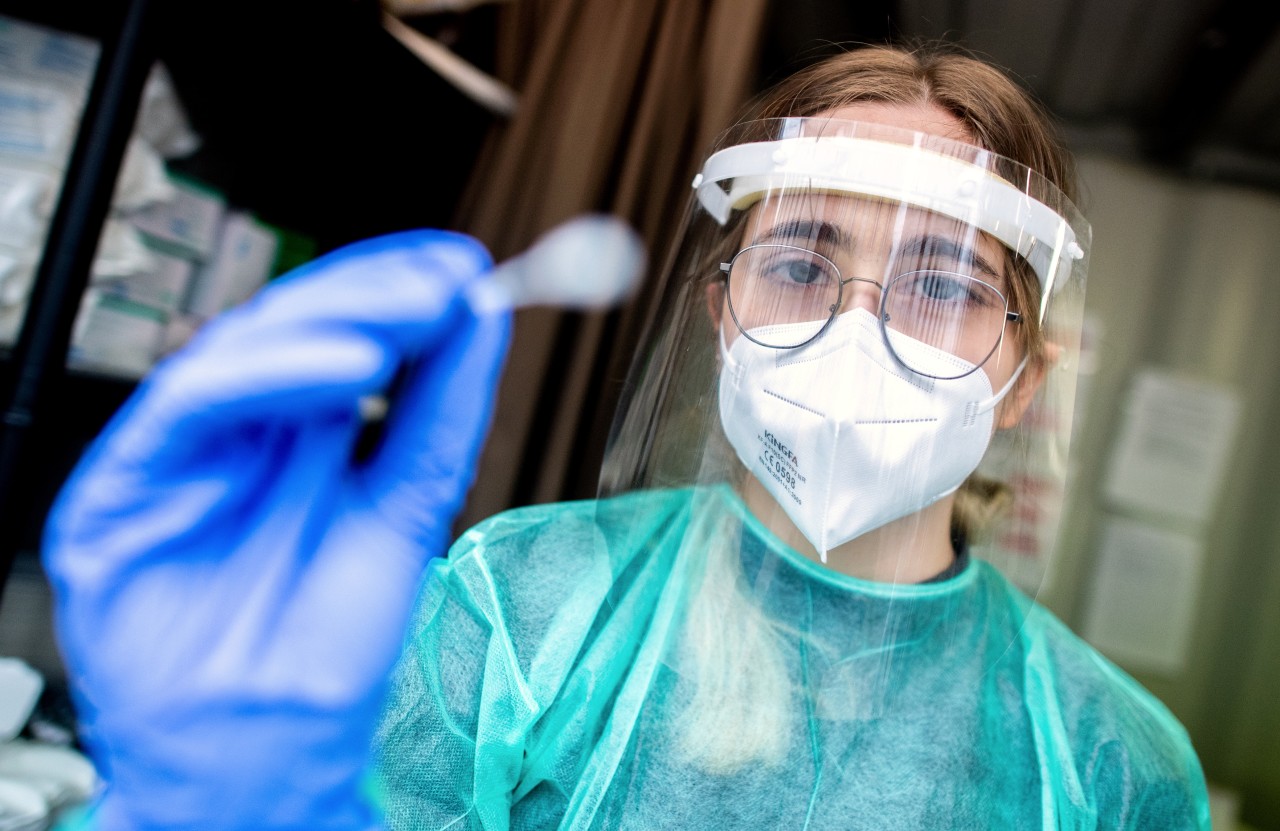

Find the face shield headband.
[{"left": 692, "top": 132, "right": 1084, "bottom": 322}]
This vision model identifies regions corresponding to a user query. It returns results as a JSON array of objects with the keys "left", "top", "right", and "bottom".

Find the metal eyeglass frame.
[{"left": 720, "top": 243, "right": 1022, "bottom": 380}]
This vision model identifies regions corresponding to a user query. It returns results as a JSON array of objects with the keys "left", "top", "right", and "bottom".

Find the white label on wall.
[
  {"left": 1103, "top": 367, "right": 1241, "bottom": 525},
  {"left": 1083, "top": 515, "right": 1204, "bottom": 675}
]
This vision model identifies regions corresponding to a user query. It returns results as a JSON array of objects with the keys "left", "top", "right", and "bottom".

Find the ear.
[
  {"left": 705, "top": 281, "right": 725, "bottom": 330},
  {"left": 995, "top": 342, "right": 1060, "bottom": 430}
]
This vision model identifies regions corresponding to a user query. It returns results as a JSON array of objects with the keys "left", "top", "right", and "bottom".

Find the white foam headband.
[{"left": 692, "top": 136, "right": 1085, "bottom": 321}]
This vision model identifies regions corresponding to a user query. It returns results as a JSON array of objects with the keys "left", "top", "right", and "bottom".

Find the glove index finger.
[
  {"left": 245, "top": 229, "right": 493, "bottom": 333},
  {"left": 118, "top": 230, "right": 496, "bottom": 423},
  {"left": 69, "top": 231, "right": 498, "bottom": 485}
]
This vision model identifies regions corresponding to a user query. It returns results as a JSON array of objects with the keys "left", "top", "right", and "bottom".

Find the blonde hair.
[
  {"left": 679, "top": 41, "right": 1079, "bottom": 773},
  {"left": 674, "top": 509, "right": 792, "bottom": 772}
]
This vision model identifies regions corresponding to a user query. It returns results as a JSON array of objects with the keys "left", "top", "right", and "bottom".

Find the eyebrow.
[
  {"left": 901, "top": 235, "right": 1002, "bottom": 282},
  {"left": 749, "top": 221, "right": 1005, "bottom": 283},
  {"left": 751, "top": 219, "right": 853, "bottom": 250}
]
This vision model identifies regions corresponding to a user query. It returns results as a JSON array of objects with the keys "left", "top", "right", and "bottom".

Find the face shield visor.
[{"left": 585, "top": 118, "right": 1089, "bottom": 781}]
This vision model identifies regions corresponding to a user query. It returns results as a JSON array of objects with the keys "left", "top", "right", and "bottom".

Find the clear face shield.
[{"left": 589, "top": 118, "right": 1089, "bottom": 788}]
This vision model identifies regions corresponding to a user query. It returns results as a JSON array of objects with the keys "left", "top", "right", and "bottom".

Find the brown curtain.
[{"left": 451, "top": 0, "right": 770, "bottom": 530}]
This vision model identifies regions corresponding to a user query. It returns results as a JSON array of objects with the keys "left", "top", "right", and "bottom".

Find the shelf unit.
[{"left": 0, "top": 0, "right": 501, "bottom": 608}]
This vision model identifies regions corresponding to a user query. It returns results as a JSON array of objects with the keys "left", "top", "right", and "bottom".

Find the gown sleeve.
[
  {"left": 372, "top": 538, "right": 538, "bottom": 831},
  {"left": 1126, "top": 776, "right": 1212, "bottom": 830},
  {"left": 1022, "top": 601, "right": 1213, "bottom": 831}
]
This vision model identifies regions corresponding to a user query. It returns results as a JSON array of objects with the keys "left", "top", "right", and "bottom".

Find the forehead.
[{"left": 742, "top": 192, "right": 1008, "bottom": 275}]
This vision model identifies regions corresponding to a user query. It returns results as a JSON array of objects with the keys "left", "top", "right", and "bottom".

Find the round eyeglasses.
[{"left": 721, "top": 243, "right": 1022, "bottom": 380}]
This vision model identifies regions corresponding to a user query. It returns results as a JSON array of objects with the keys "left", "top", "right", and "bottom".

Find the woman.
[{"left": 373, "top": 43, "right": 1210, "bottom": 829}]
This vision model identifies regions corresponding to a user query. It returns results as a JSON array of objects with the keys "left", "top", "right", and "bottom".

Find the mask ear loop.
[
  {"left": 975, "top": 355, "right": 1028, "bottom": 414},
  {"left": 717, "top": 318, "right": 741, "bottom": 376}
]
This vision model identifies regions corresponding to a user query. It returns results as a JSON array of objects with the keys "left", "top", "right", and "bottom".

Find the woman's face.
[{"left": 717, "top": 101, "right": 1034, "bottom": 418}]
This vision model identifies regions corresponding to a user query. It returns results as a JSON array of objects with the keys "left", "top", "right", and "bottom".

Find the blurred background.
[{"left": 0, "top": 0, "right": 1276, "bottom": 827}]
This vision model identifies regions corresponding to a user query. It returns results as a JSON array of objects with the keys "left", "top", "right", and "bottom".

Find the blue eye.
[
  {"left": 754, "top": 250, "right": 836, "bottom": 286},
  {"left": 892, "top": 270, "right": 1008, "bottom": 315},
  {"left": 916, "top": 271, "right": 970, "bottom": 301},
  {"left": 773, "top": 258, "right": 828, "bottom": 285},
  {"left": 725, "top": 244, "right": 840, "bottom": 295}
]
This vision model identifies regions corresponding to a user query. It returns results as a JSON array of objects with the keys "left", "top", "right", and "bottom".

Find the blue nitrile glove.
[{"left": 42, "top": 230, "right": 511, "bottom": 831}]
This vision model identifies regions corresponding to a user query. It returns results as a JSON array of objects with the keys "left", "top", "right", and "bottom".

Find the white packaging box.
[
  {"left": 0, "top": 657, "right": 43, "bottom": 742},
  {"left": 0, "top": 244, "right": 33, "bottom": 347},
  {"left": 159, "top": 311, "right": 202, "bottom": 357},
  {"left": 0, "top": 15, "right": 98, "bottom": 167},
  {"left": 0, "top": 242, "right": 36, "bottom": 306},
  {"left": 0, "top": 15, "right": 98, "bottom": 96},
  {"left": 0, "top": 300, "right": 24, "bottom": 347},
  {"left": 97, "top": 247, "right": 194, "bottom": 315},
  {"left": 0, "top": 161, "right": 58, "bottom": 250},
  {"left": 185, "top": 212, "right": 279, "bottom": 318},
  {"left": 129, "top": 176, "right": 226, "bottom": 261},
  {"left": 68, "top": 290, "right": 167, "bottom": 379},
  {"left": 0, "top": 76, "right": 83, "bottom": 164}
]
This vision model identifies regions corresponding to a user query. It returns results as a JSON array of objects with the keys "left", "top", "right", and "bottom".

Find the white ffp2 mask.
[{"left": 718, "top": 309, "right": 1024, "bottom": 558}]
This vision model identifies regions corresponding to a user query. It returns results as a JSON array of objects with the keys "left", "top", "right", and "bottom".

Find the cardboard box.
[
  {"left": 129, "top": 175, "right": 226, "bottom": 261},
  {"left": 185, "top": 212, "right": 279, "bottom": 318}
]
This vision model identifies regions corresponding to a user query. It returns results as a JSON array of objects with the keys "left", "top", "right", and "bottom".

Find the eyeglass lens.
[{"left": 724, "top": 243, "right": 1012, "bottom": 379}]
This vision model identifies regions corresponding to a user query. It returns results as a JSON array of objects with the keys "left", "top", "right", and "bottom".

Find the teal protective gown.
[{"left": 373, "top": 486, "right": 1211, "bottom": 830}]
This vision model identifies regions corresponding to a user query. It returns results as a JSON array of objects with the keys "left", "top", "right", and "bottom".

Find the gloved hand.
[{"left": 42, "top": 230, "right": 511, "bottom": 831}]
